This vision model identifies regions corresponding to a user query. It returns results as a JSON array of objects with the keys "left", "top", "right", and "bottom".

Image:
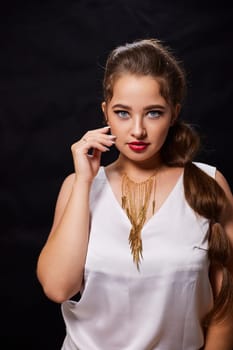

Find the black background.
[{"left": 1, "top": 1, "right": 233, "bottom": 349}]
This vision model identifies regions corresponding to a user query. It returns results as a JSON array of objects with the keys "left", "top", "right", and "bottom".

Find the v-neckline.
[{"left": 100, "top": 166, "right": 184, "bottom": 230}]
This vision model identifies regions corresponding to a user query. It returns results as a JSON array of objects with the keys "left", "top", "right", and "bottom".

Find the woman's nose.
[{"left": 130, "top": 118, "right": 147, "bottom": 139}]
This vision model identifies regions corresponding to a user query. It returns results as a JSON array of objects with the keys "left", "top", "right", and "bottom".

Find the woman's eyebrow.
[
  {"left": 112, "top": 104, "right": 131, "bottom": 109},
  {"left": 112, "top": 104, "right": 166, "bottom": 110},
  {"left": 144, "top": 104, "right": 166, "bottom": 110}
]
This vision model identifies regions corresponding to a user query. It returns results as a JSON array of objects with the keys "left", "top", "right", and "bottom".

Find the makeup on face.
[{"left": 127, "top": 141, "right": 149, "bottom": 152}]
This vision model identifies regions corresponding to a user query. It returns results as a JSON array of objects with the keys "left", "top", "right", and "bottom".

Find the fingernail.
[{"left": 108, "top": 135, "right": 116, "bottom": 139}]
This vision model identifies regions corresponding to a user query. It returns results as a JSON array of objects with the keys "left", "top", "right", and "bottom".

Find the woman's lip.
[
  {"left": 128, "top": 142, "right": 149, "bottom": 145},
  {"left": 128, "top": 142, "right": 149, "bottom": 151}
]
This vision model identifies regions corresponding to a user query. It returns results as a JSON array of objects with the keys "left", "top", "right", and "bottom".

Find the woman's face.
[{"left": 102, "top": 74, "right": 179, "bottom": 165}]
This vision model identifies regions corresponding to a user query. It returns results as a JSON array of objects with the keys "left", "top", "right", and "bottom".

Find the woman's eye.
[
  {"left": 114, "top": 110, "right": 129, "bottom": 119},
  {"left": 147, "top": 110, "right": 163, "bottom": 118}
]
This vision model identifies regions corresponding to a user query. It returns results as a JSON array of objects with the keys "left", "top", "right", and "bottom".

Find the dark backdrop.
[{"left": 1, "top": 1, "right": 233, "bottom": 349}]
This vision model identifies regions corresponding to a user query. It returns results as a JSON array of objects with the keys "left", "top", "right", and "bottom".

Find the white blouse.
[{"left": 61, "top": 162, "right": 216, "bottom": 350}]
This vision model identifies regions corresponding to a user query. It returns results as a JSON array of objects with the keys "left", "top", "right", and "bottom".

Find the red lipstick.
[{"left": 128, "top": 141, "right": 149, "bottom": 152}]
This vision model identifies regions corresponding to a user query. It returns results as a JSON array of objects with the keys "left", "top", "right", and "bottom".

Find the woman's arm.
[
  {"left": 204, "top": 170, "right": 233, "bottom": 350},
  {"left": 36, "top": 174, "right": 92, "bottom": 303},
  {"left": 36, "top": 126, "right": 115, "bottom": 303}
]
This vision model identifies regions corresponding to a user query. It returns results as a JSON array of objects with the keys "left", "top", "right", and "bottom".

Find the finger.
[
  {"left": 81, "top": 136, "right": 114, "bottom": 145},
  {"left": 100, "top": 125, "right": 111, "bottom": 134},
  {"left": 95, "top": 134, "right": 116, "bottom": 146},
  {"left": 84, "top": 141, "right": 110, "bottom": 153},
  {"left": 97, "top": 125, "right": 111, "bottom": 134},
  {"left": 85, "top": 126, "right": 111, "bottom": 136},
  {"left": 80, "top": 134, "right": 115, "bottom": 150},
  {"left": 72, "top": 140, "right": 110, "bottom": 155}
]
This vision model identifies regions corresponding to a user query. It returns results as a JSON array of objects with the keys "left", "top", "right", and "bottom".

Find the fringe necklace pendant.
[{"left": 121, "top": 172, "right": 157, "bottom": 270}]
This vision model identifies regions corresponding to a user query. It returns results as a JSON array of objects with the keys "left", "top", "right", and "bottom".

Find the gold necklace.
[{"left": 121, "top": 171, "right": 157, "bottom": 270}]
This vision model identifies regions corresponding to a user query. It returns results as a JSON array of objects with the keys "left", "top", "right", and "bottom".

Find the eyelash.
[
  {"left": 147, "top": 110, "right": 163, "bottom": 119},
  {"left": 114, "top": 110, "right": 163, "bottom": 119},
  {"left": 114, "top": 110, "right": 129, "bottom": 118}
]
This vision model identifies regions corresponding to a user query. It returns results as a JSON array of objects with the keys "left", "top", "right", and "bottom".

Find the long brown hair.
[{"left": 103, "top": 38, "right": 233, "bottom": 324}]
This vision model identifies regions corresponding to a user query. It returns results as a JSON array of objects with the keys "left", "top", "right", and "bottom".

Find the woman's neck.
[{"left": 112, "top": 154, "right": 165, "bottom": 181}]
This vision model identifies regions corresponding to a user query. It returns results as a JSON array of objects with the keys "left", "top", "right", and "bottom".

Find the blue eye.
[
  {"left": 114, "top": 110, "right": 129, "bottom": 119},
  {"left": 147, "top": 110, "right": 163, "bottom": 119}
]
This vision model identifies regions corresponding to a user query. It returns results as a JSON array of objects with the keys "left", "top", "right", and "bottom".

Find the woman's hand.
[{"left": 71, "top": 126, "right": 116, "bottom": 183}]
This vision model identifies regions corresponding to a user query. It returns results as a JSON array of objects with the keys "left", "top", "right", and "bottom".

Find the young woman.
[{"left": 37, "top": 39, "right": 233, "bottom": 349}]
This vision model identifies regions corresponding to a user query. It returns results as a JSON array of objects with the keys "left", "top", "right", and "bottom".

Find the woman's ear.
[
  {"left": 171, "top": 103, "right": 181, "bottom": 126},
  {"left": 101, "top": 102, "right": 109, "bottom": 124}
]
